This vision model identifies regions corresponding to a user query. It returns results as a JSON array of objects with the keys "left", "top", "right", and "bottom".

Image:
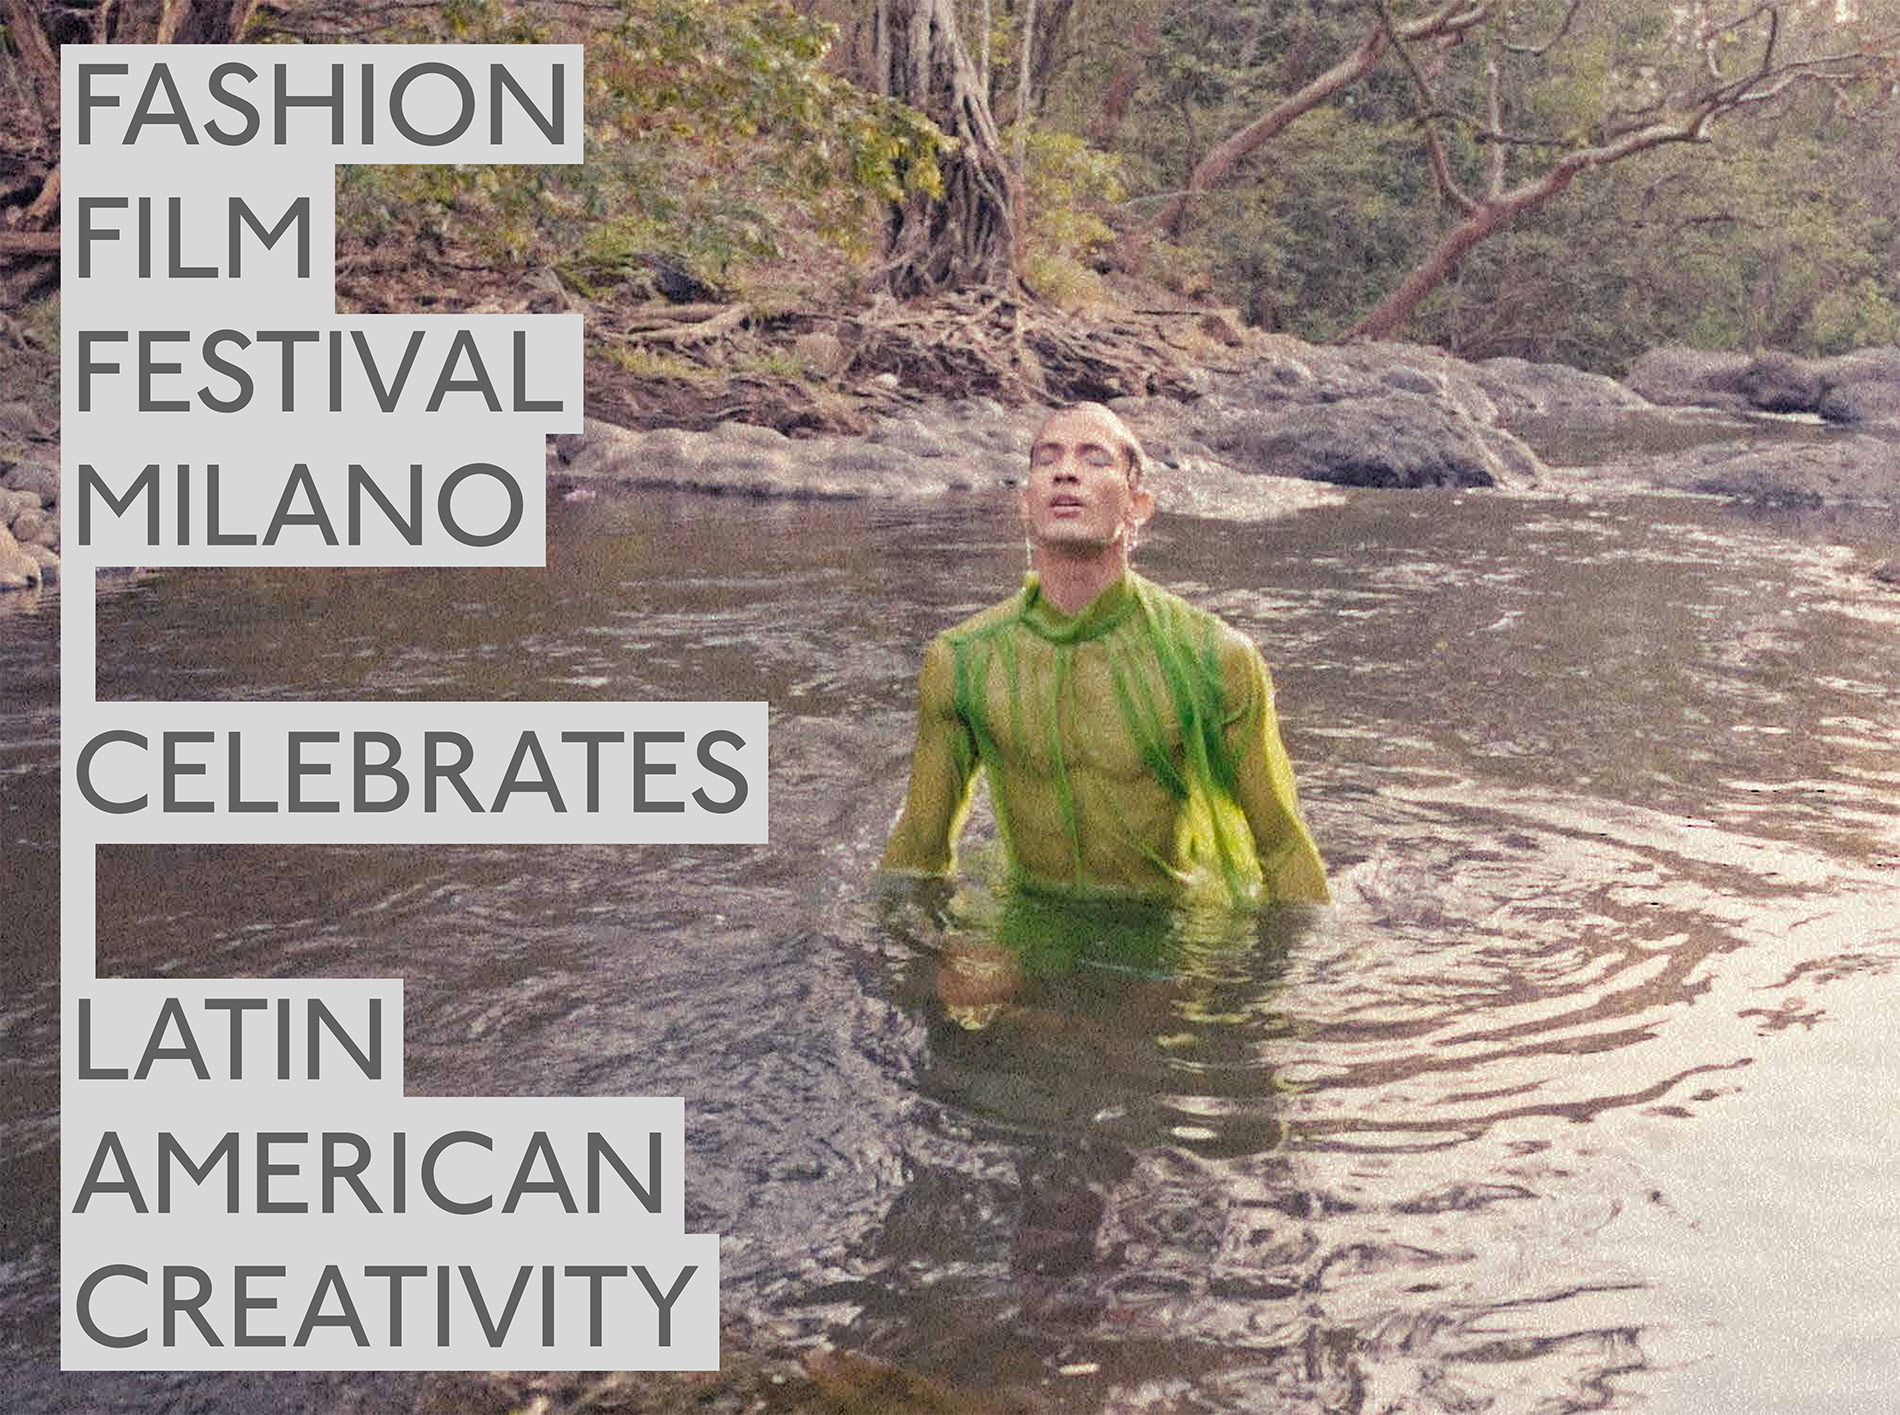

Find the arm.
[
  {"left": 1222, "top": 636, "right": 1331, "bottom": 904},
  {"left": 879, "top": 637, "right": 981, "bottom": 877}
]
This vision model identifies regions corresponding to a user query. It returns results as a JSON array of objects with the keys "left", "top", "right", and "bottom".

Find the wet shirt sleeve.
[
  {"left": 879, "top": 637, "right": 981, "bottom": 876},
  {"left": 1222, "top": 637, "right": 1331, "bottom": 904}
]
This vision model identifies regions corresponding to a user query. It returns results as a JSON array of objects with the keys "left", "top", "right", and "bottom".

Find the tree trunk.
[
  {"left": 1, "top": 0, "right": 261, "bottom": 296},
  {"left": 1, "top": 0, "right": 59, "bottom": 144},
  {"left": 1343, "top": 202, "right": 1519, "bottom": 343},
  {"left": 877, "top": 0, "right": 1017, "bottom": 296},
  {"left": 102, "top": 0, "right": 258, "bottom": 44},
  {"left": 1027, "top": 0, "right": 1074, "bottom": 108},
  {"left": 1343, "top": 152, "right": 1595, "bottom": 341},
  {"left": 0, "top": 0, "right": 60, "bottom": 290},
  {"left": 1015, "top": 0, "right": 1036, "bottom": 176},
  {"left": 979, "top": 0, "right": 991, "bottom": 92}
]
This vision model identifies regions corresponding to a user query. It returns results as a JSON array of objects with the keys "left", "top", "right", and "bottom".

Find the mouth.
[{"left": 1047, "top": 495, "right": 1086, "bottom": 513}]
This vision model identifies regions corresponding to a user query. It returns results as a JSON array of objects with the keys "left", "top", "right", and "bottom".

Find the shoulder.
[
  {"left": 1133, "top": 576, "right": 1257, "bottom": 658},
  {"left": 914, "top": 590, "right": 1023, "bottom": 698},
  {"left": 1133, "top": 576, "right": 1270, "bottom": 705},
  {"left": 939, "top": 589, "right": 1028, "bottom": 644}
]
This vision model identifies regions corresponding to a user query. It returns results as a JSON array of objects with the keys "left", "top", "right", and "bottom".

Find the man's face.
[{"left": 1021, "top": 407, "right": 1154, "bottom": 552}]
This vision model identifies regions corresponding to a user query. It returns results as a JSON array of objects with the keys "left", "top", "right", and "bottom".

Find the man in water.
[{"left": 881, "top": 402, "right": 1329, "bottom": 906}]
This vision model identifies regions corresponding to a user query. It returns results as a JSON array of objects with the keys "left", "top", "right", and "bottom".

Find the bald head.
[{"left": 1032, "top": 403, "right": 1149, "bottom": 489}]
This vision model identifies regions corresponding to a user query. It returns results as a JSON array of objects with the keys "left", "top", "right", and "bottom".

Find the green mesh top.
[{"left": 881, "top": 571, "right": 1330, "bottom": 906}]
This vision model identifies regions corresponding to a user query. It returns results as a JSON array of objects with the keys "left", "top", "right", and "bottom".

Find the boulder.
[
  {"left": 1200, "top": 392, "right": 1541, "bottom": 489},
  {"left": 1735, "top": 351, "right": 1825, "bottom": 414},
  {"left": 952, "top": 396, "right": 1007, "bottom": 422},
  {"left": 553, "top": 414, "right": 1005, "bottom": 499},
  {"left": 563, "top": 423, "right": 704, "bottom": 484},
  {"left": 1476, "top": 356, "right": 1652, "bottom": 422},
  {"left": 714, "top": 420, "right": 795, "bottom": 452},
  {"left": 1380, "top": 364, "right": 1445, "bottom": 398},
  {"left": 1624, "top": 348, "right": 1753, "bottom": 410},
  {"left": 1623, "top": 346, "right": 1894, "bottom": 417},
  {"left": 9, "top": 505, "right": 54, "bottom": 547},
  {"left": 1809, "top": 347, "right": 1900, "bottom": 426},
  {"left": 1325, "top": 341, "right": 1502, "bottom": 424},
  {"left": 1225, "top": 343, "right": 1368, "bottom": 410},
  {"left": 1626, "top": 433, "right": 1900, "bottom": 505},
  {"left": 1818, "top": 379, "right": 1900, "bottom": 427},
  {"left": 0, "top": 400, "right": 49, "bottom": 440},
  {"left": 0, "top": 524, "right": 43, "bottom": 590},
  {"left": 869, "top": 417, "right": 954, "bottom": 459},
  {"left": 2, "top": 459, "right": 57, "bottom": 506},
  {"left": 1816, "top": 347, "right": 1900, "bottom": 385},
  {"left": 791, "top": 332, "right": 851, "bottom": 379}
]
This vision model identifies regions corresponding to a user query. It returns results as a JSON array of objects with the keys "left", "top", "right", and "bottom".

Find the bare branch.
[
  {"left": 1342, "top": 0, "right": 1899, "bottom": 343},
  {"left": 1472, "top": 131, "right": 1570, "bottom": 148},
  {"left": 23, "top": 163, "right": 59, "bottom": 228},
  {"left": 0, "top": 231, "right": 61, "bottom": 256},
  {"left": 1700, "top": 2, "right": 1779, "bottom": 49},
  {"left": 1483, "top": 53, "right": 1505, "bottom": 198},
  {"left": 1378, "top": 0, "right": 1477, "bottom": 214},
  {"left": 1148, "top": 0, "right": 1496, "bottom": 238},
  {"left": 1503, "top": 0, "right": 1586, "bottom": 58}
]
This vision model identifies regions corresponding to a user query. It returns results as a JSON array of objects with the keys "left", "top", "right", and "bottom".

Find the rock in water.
[
  {"left": 1200, "top": 392, "right": 1541, "bottom": 489},
  {"left": 0, "top": 524, "right": 43, "bottom": 590}
]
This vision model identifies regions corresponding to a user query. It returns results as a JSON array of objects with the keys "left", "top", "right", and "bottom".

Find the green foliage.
[
  {"left": 16, "top": 292, "right": 58, "bottom": 355},
  {"left": 1009, "top": 125, "right": 1124, "bottom": 308},
  {"left": 335, "top": 0, "right": 943, "bottom": 292},
  {"left": 1077, "top": 0, "right": 1900, "bottom": 362},
  {"left": 738, "top": 348, "right": 810, "bottom": 380},
  {"left": 593, "top": 341, "right": 712, "bottom": 379},
  {"left": 319, "top": 0, "right": 1900, "bottom": 363},
  {"left": 1202, "top": 105, "right": 1434, "bottom": 339},
  {"left": 1806, "top": 279, "right": 1900, "bottom": 355}
]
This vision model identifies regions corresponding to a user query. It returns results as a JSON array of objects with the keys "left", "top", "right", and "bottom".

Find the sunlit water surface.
[{"left": 3, "top": 461, "right": 1898, "bottom": 1413}]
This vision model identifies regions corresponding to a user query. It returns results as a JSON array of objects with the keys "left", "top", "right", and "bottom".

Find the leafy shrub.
[
  {"left": 333, "top": 0, "right": 944, "bottom": 293},
  {"left": 1008, "top": 126, "right": 1124, "bottom": 309}
]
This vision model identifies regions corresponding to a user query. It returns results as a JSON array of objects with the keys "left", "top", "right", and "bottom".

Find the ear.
[{"left": 1128, "top": 485, "right": 1156, "bottom": 529}]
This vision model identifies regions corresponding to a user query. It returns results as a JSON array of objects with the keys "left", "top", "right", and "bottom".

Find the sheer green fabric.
[{"left": 881, "top": 572, "right": 1329, "bottom": 906}]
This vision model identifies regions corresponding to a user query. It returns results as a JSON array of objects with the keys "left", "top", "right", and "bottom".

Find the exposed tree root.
[{"left": 329, "top": 235, "right": 1250, "bottom": 436}]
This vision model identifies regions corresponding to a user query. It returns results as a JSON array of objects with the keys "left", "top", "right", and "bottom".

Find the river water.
[{"left": 4, "top": 431, "right": 1899, "bottom": 1412}]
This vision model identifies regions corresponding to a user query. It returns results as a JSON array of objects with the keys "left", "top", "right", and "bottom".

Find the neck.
[{"left": 1031, "top": 540, "right": 1131, "bottom": 615}]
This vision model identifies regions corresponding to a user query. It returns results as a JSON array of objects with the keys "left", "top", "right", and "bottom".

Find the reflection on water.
[{"left": 4, "top": 473, "right": 1899, "bottom": 1412}]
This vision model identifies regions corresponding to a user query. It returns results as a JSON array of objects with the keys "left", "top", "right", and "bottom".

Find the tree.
[
  {"left": 1345, "top": 1, "right": 1900, "bottom": 340},
  {"left": 874, "top": 0, "right": 1018, "bottom": 294},
  {"left": 0, "top": 0, "right": 63, "bottom": 245},
  {"left": 1108, "top": 0, "right": 1896, "bottom": 342},
  {"left": 1147, "top": 0, "right": 1492, "bottom": 241},
  {"left": 0, "top": 0, "right": 269, "bottom": 300}
]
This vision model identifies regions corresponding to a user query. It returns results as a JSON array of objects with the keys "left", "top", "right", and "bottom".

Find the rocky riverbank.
[
  {"left": 1627, "top": 346, "right": 1900, "bottom": 426},
  {"left": 554, "top": 336, "right": 1900, "bottom": 516},
  {"left": 9, "top": 308, "right": 1900, "bottom": 598},
  {"left": 0, "top": 345, "right": 58, "bottom": 590}
]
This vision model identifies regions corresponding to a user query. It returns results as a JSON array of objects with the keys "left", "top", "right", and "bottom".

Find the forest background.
[{"left": 2, "top": 0, "right": 1897, "bottom": 411}]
